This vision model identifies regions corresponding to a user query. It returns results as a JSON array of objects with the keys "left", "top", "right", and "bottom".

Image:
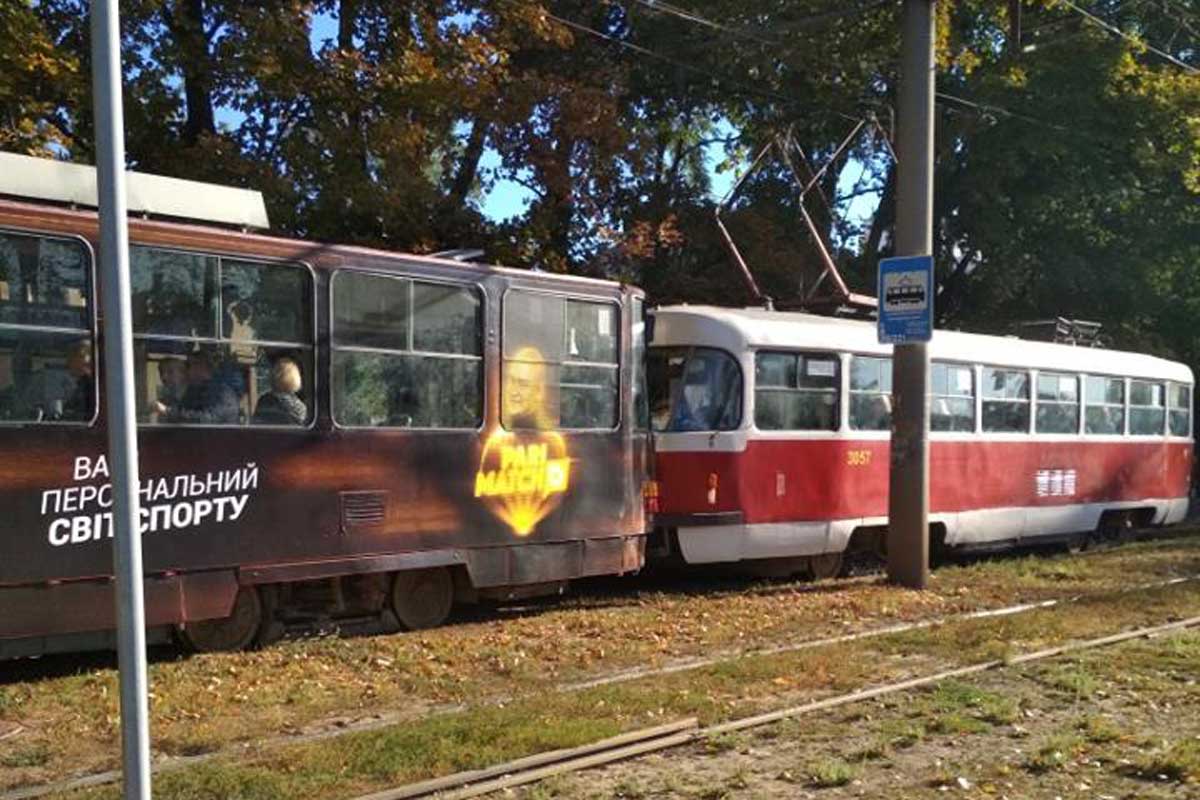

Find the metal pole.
[
  {"left": 887, "top": 0, "right": 935, "bottom": 589},
  {"left": 90, "top": 2, "right": 152, "bottom": 797}
]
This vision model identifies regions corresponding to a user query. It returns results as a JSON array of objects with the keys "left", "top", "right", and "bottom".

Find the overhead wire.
[
  {"left": 934, "top": 92, "right": 1072, "bottom": 134},
  {"left": 543, "top": 11, "right": 876, "bottom": 125},
  {"left": 544, "top": 12, "right": 794, "bottom": 106},
  {"left": 628, "top": 0, "right": 896, "bottom": 47},
  {"left": 1057, "top": 0, "right": 1199, "bottom": 74}
]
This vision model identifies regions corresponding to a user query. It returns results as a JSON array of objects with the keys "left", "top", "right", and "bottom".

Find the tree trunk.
[
  {"left": 337, "top": 0, "right": 370, "bottom": 178},
  {"left": 171, "top": 0, "right": 216, "bottom": 146},
  {"left": 545, "top": 111, "right": 575, "bottom": 268},
  {"left": 448, "top": 119, "right": 488, "bottom": 210}
]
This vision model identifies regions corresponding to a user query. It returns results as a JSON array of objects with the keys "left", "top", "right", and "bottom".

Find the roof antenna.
[
  {"left": 714, "top": 141, "right": 775, "bottom": 310},
  {"left": 713, "top": 114, "right": 895, "bottom": 317}
]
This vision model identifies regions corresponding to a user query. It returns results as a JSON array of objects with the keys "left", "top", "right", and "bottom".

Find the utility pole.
[
  {"left": 91, "top": 2, "right": 152, "bottom": 798},
  {"left": 887, "top": 0, "right": 935, "bottom": 589}
]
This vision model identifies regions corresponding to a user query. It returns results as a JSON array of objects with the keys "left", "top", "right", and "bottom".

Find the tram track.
[
  {"left": 350, "top": 613, "right": 1200, "bottom": 800},
  {"left": 5, "top": 568, "right": 1199, "bottom": 800}
]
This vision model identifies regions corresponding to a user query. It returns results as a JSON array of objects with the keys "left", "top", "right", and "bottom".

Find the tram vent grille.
[{"left": 340, "top": 491, "right": 388, "bottom": 531}]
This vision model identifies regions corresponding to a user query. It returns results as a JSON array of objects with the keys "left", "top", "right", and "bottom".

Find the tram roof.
[
  {"left": 651, "top": 305, "right": 1194, "bottom": 384},
  {"left": 0, "top": 193, "right": 633, "bottom": 294}
]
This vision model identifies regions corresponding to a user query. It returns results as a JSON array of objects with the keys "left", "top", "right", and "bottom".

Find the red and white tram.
[{"left": 647, "top": 305, "right": 1193, "bottom": 575}]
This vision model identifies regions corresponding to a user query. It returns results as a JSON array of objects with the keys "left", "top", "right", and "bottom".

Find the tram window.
[
  {"left": 1035, "top": 372, "right": 1080, "bottom": 434},
  {"left": 1084, "top": 376, "right": 1125, "bottom": 435},
  {"left": 502, "top": 292, "right": 619, "bottom": 430},
  {"left": 1169, "top": 383, "right": 1191, "bottom": 437},
  {"left": 0, "top": 233, "right": 90, "bottom": 329},
  {"left": 0, "top": 232, "right": 94, "bottom": 424},
  {"left": 222, "top": 259, "right": 312, "bottom": 344},
  {"left": 982, "top": 368, "right": 1030, "bottom": 433},
  {"left": 132, "top": 246, "right": 315, "bottom": 427},
  {"left": 333, "top": 351, "right": 481, "bottom": 428},
  {"left": 414, "top": 282, "right": 482, "bottom": 355},
  {"left": 647, "top": 346, "right": 742, "bottom": 433},
  {"left": 1129, "top": 380, "right": 1166, "bottom": 435},
  {"left": 131, "top": 248, "right": 218, "bottom": 338},
  {"left": 333, "top": 270, "right": 410, "bottom": 350},
  {"left": 931, "top": 362, "right": 974, "bottom": 432},
  {"left": 333, "top": 271, "right": 482, "bottom": 428},
  {"left": 754, "top": 351, "right": 838, "bottom": 431},
  {"left": 849, "top": 356, "right": 892, "bottom": 431}
]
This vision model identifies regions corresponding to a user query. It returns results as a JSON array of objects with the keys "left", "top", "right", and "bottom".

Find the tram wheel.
[
  {"left": 1101, "top": 513, "right": 1136, "bottom": 547},
  {"left": 808, "top": 551, "right": 844, "bottom": 581},
  {"left": 179, "top": 587, "right": 265, "bottom": 653},
  {"left": 391, "top": 567, "right": 455, "bottom": 631}
]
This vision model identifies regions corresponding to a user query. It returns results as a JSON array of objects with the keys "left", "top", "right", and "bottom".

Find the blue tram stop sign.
[{"left": 878, "top": 254, "right": 934, "bottom": 344}]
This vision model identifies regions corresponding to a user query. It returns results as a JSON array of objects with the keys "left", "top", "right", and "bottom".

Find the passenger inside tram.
[
  {"left": 153, "top": 348, "right": 240, "bottom": 425},
  {"left": 251, "top": 356, "right": 307, "bottom": 426}
]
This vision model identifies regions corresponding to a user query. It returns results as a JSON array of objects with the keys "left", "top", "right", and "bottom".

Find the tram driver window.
[
  {"left": 849, "top": 356, "right": 892, "bottom": 431},
  {"left": 754, "top": 351, "right": 838, "bottom": 431},
  {"left": 1169, "top": 383, "right": 1191, "bottom": 437},
  {"left": 1085, "top": 376, "right": 1125, "bottom": 435},
  {"left": 332, "top": 271, "right": 482, "bottom": 429},
  {"left": 1035, "top": 372, "right": 1080, "bottom": 434},
  {"left": 1129, "top": 380, "right": 1166, "bottom": 435},
  {"left": 647, "top": 346, "right": 742, "bottom": 433},
  {"left": 502, "top": 292, "right": 619, "bottom": 430},
  {"left": 931, "top": 362, "right": 974, "bottom": 432},
  {"left": 130, "top": 246, "right": 314, "bottom": 427},
  {"left": 0, "top": 232, "right": 94, "bottom": 424},
  {"left": 982, "top": 367, "right": 1030, "bottom": 433}
]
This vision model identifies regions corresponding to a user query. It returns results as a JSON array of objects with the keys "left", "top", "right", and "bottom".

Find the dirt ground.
[{"left": 521, "top": 630, "right": 1200, "bottom": 799}]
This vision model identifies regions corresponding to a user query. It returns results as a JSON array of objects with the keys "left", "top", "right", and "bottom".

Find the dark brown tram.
[{"left": 0, "top": 157, "right": 650, "bottom": 659}]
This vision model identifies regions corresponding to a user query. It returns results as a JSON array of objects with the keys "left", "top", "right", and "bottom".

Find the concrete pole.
[
  {"left": 90, "top": 2, "right": 152, "bottom": 797},
  {"left": 887, "top": 0, "right": 935, "bottom": 589}
]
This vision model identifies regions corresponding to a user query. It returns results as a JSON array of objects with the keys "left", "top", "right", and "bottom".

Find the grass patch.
[
  {"left": 0, "top": 742, "right": 50, "bottom": 769},
  {"left": 806, "top": 757, "right": 858, "bottom": 788},
  {"left": 928, "top": 679, "right": 1019, "bottom": 726},
  {"left": 1078, "top": 715, "right": 1121, "bottom": 744},
  {"left": 850, "top": 737, "right": 891, "bottom": 761},
  {"left": 1024, "top": 733, "right": 1085, "bottom": 773},
  {"left": 702, "top": 732, "right": 743, "bottom": 754},
  {"left": 28, "top": 543, "right": 1200, "bottom": 800},
  {"left": 1132, "top": 738, "right": 1200, "bottom": 783},
  {"left": 930, "top": 713, "right": 989, "bottom": 736},
  {"left": 1046, "top": 662, "right": 1101, "bottom": 698},
  {"left": 878, "top": 719, "right": 925, "bottom": 749}
]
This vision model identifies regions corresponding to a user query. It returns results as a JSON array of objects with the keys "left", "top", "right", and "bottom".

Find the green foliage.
[
  {"left": 0, "top": 0, "right": 1196, "bottom": 377},
  {"left": 806, "top": 756, "right": 859, "bottom": 787}
]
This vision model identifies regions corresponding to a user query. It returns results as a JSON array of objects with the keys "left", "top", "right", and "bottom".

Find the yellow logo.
[{"left": 475, "top": 431, "right": 571, "bottom": 536}]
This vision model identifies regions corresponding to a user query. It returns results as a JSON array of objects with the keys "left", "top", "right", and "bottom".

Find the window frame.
[
  {"left": 500, "top": 286, "right": 623, "bottom": 433},
  {"left": 129, "top": 243, "right": 318, "bottom": 431},
  {"left": 930, "top": 360, "right": 976, "bottom": 434},
  {"left": 0, "top": 227, "right": 99, "bottom": 428},
  {"left": 1168, "top": 381, "right": 1192, "bottom": 439},
  {"left": 631, "top": 295, "right": 649, "bottom": 432},
  {"left": 330, "top": 267, "right": 486, "bottom": 432},
  {"left": 752, "top": 348, "right": 840, "bottom": 432},
  {"left": 1083, "top": 373, "right": 1127, "bottom": 437},
  {"left": 847, "top": 353, "right": 893, "bottom": 433},
  {"left": 1128, "top": 378, "right": 1167, "bottom": 437},
  {"left": 1034, "top": 370, "right": 1081, "bottom": 436},
  {"left": 980, "top": 365, "right": 1032, "bottom": 435}
]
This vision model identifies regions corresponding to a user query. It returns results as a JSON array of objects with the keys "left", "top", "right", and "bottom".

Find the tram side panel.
[
  {"left": 655, "top": 433, "right": 1191, "bottom": 562},
  {"left": 0, "top": 212, "right": 646, "bottom": 652}
]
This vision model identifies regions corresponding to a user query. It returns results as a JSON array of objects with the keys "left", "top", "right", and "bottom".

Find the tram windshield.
[{"left": 648, "top": 346, "right": 742, "bottom": 433}]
